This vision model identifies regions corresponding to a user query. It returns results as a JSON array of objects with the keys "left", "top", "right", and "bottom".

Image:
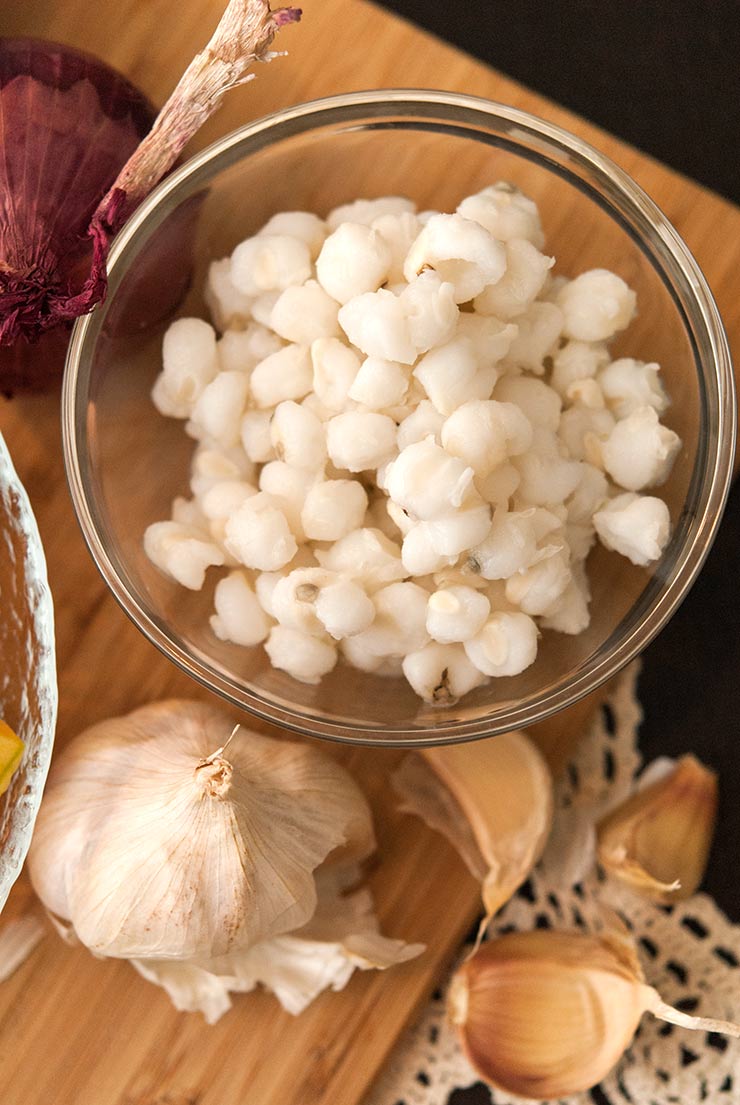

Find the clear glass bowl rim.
[{"left": 62, "top": 88, "right": 737, "bottom": 746}]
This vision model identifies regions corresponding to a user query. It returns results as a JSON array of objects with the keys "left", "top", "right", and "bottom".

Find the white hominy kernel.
[
  {"left": 144, "top": 521, "right": 225, "bottom": 590},
  {"left": 301, "top": 392, "right": 337, "bottom": 423},
  {"left": 566, "top": 463, "right": 609, "bottom": 523},
  {"left": 442, "top": 399, "right": 533, "bottom": 477},
  {"left": 386, "top": 439, "right": 475, "bottom": 520},
  {"left": 423, "top": 502, "right": 492, "bottom": 557},
  {"left": 476, "top": 462, "right": 521, "bottom": 506},
  {"left": 565, "top": 377, "right": 605, "bottom": 410},
  {"left": 230, "top": 234, "right": 312, "bottom": 295},
  {"left": 340, "top": 635, "right": 385, "bottom": 673},
  {"left": 413, "top": 337, "right": 481, "bottom": 416},
  {"left": 265, "top": 625, "right": 337, "bottom": 684},
  {"left": 455, "top": 314, "right": 519, "bottom": 366},
  {"left": 190, "top": 444, "right": 255, "bottom": 498},
  {"left": 348, "top": 357, "right": 410, "bottom": 409},
  {"left": 566, "top": 521, "right": 596, "bottom": 562},
  {"left": 258, "top": 211, "right": 327, "bottom": 259},
  {"left": 372, "top": 211, "right": 422, "bottom": 282},
  {"left": 271, "top": 568, "right": 334, "bottom": 634},
  {"left": 301, "top": 479, "right": 369, "bottom": 541},
  {"left": 310, "top": 338, "right": 361, "bottom": 410},
  {"left": 250, "top": 290, "right": 281, "bottom": 328},
  {"left": 494, "top": 376, "right": 562, "bottom": 431},
  {"left": 338, "top": 289, "right": 416, "bottom": 364},
  {"left": 270, "top": 280, "right": 340, "bottom": 345},
  {"left": 258, "top": 461, "right": 316, "bottom": 541},
  {"left": 468, "top": 508, "right": 538, "bottom": 579},
  {"left": 403, "top": 213, "right": 506, "bottom": 303},
  {"left": 171, "top": 496, "right": 208, "bottom": 532},
  {"left": 210, "top": 571, "right": 271, "bottom": 646},
  {"left": 402, "top": 642, "right": 486, "bottom": 703},
  {"left": 598, "top": 358, "right": 669, "bottom": 419},
  {"left": 557, "top": 269, "right": 637, "bottom": 342},
  {"left": 189, "top": 370, "right": 250, "bottom": 448},
  {"left": 250, "top": 344, "right": 313, "bottom": 407},
  {"left": 153, "top": 318, "right": 220, "bottom": 418},
  {"left": 397, "top": 400, "right": 445, "bottom": 450},
  {"left": 315, "top": 579, "right": 375, "bottom": 639},
  {"left": 205, "top": 259, "right": 253, "bottom": 331},
  {"left": 503, "top": 301, "right": 564, "bottom": 375},
  {"left": 505, "top": 549, "right": 572, "bottom": 616},
  {"left": 224, "top": 492, "right": 297, "bottom": 570},
  {"left": 353, "top": 581, "right": 430, "bottom": 656},
  {"left": 402, "top": 523, "right": 455, "bottom": 575},
  {"left": 558, "top": 405, "right": 616, "bottom": 462},
  {"left": 464, "top": 611, "right": 539, "bottom": 677},
  {"left": 200, "top": 480, "right": 258, "bottom": 546},
  {"left": 316, "top": 222, "right": 392, "bottom": 304},
  {"left": 325, "top": 411, "right": 397, "bottom": 472},
  {"left": 426, "top": 586, "right": 490, "bottom": 643},
  {"left": 602, "top": 406, "right": 681, "bottom": 491},
  {"left": 514, "top": 449, "right": 583, "bottom": 506},
  {"left": 528, "top": 505, "right": 565, "bottom": 542},
  {"left": 217, "top": 328, "right": 277, "bottom": 374},
  {"left": 593, "top": 492, "right": 671, "bottom": 566},
  {"left": 474, "top": 238, "right": 554, "bottom": 319},
  {"left": 541, "top": 562, "right": 591, "bottom": 635},
  {"left": 550, "top": 340, "right": 609, "bottom": 398},
  {"left": 316, "top": 528, "right": 405, "bottom": 590},
  {"left": 240, "top": 409, "right": 276, "bottom": 463},
  {"left": 326, "top": 196, "right": 416, "bottom": 231},
  {"left": 399, "top": 271, "right": 459, "bottom": 353},
  {"left": 270, "top": 400, "right": 327, "bottom": 471},
  {"left": 457, "top": 183, "right": 545, "bottom": 248}
]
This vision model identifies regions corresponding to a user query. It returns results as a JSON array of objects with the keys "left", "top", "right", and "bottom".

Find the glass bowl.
[{"left": 62, "top": 90, "right": 735, "bottom": 746}]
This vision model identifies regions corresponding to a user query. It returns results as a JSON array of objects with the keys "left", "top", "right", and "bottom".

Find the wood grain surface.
[{"left": 0, "top": 2, "right": 739, "bottom": 1104}]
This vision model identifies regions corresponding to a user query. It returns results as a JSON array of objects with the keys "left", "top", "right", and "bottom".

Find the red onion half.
[{"left": 0, "top": 1, "right": 300, "bottom": 393}]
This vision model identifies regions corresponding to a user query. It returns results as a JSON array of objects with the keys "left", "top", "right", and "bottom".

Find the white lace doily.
[{"left": 367, "top": 664, "right": 740, "bottom": 1105}]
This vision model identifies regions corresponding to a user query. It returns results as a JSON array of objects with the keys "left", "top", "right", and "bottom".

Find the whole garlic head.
[{"left": 28, "top": 700, "right": 375, "bottom": 962}]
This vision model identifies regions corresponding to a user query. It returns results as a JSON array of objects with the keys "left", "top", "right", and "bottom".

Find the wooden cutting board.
[{"left": 1, "top": 3, "right": 739, "bottom": 1104}]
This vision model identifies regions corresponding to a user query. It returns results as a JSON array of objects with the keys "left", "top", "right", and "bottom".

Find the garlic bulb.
[
  {"left": 394, "top": 731, "right": 553, "bottom": 922},
  {"left": 28, "top": 700, "right": 376, "bottom": 960},
  {"left": 449, "top": 929, "right": 740, "bottom": 1098},
  {"left": 597, "top": 754, "right": 718, "bottom": 902}
]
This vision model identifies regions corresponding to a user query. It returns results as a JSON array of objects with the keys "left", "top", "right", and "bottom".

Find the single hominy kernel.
[
  {"left": 258, "top": 211, "right": 327, "bottom": 259},
  {"left": 250, "top": 344, "right": 313, "bottom": 407},
  {"left": 270, "top": 280, "right": 340, "bottom": 344},
  {"left": 557, "top": 269, "right": 637, "bottom": 342},
  {"left": 464, "top": 611, "right": 539, "bottom": 677},
  {"left": 270, "top": 401, "right": 327, "bottom": 471},
  {"left": 144, "top": 521, "right": 225, "bottom": 590},
  {"left": 302, "top": 480, "right": 369, "bottom": 541},
  {"left": 593, "top": 493, "right": 671, "bottom": 566},
  {"left": 231, "top": 234, "right": 312, "bottom": 295},
  {"left": 348, "top": 357, "right": 410, "bottom": 409},
  {"left": 404, "top": 213, "right": 506, "bottom": 303},
  {"left": 598, "top": 358, "right": 669, "bottom": 419},
  {"left": 338, "top": 289, "right": 417, "bottom": 364},
  {"left": 265, "top": 625, "right": 337, "bottom": 684},
  {"left": 189, "top": 371, "right": 250, "bottom": 449},
  {"left": 426, "top": 586, "right": 490, "bottom": 643},
  {"left": 205, "top": 259, "right": 253, "bottom": 331},
  {"left": 210, "top": 571, "right": 271, "bottom": 646},
  {"left": 474, "top": 238, "right": 554, "bottom": 319},
  {"left": 224, "top": 492, "right": 297, "bottom": 571},
  {"left": 601, "top": 406, "right": 681, "bottom": 491},
  {"left": 402, "top": 642, "right": 486, "bottom": 703},
  {"left": 457, "top": 183, "right": 545, "bottom": 248},
  {"left": 316, "top": 222, "right": 392, "bottom": 304},
  {"left": 326, "top": 411, "right": 398, "bottom": 473},
  {"left": 315, "top": 579, "right": 375, "bottom": 639},
  {"left": 152, "top": 318, "right": 220, "bottom": 418}
]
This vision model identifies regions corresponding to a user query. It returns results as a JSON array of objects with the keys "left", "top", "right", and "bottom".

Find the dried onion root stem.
[{"left": 81, "top": 0, "right": 302, "bottom": 314}]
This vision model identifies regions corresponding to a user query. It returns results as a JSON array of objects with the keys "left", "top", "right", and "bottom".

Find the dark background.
[{"left": 376, "top": 4, "right": 740, "bottom": 1102}]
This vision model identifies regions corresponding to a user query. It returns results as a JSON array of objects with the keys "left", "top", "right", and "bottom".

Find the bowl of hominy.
[{"left": 62, "top": 91, "right": 735, "bottom": 745}]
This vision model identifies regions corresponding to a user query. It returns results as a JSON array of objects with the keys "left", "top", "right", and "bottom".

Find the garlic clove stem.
[{"left": 597, "top": 754, "right": 718, "bottom": 902}]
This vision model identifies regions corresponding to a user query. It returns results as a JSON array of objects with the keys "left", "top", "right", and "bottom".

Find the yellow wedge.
[{"left": 0, "top": 720, "right": 24, "bottom": 797}]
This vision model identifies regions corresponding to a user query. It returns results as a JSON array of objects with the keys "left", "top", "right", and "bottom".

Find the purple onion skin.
[{"left": 0, "top": 39, "right": 155, "bottom": 391}]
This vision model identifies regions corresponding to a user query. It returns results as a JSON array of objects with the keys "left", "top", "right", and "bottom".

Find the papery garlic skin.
[
  {"left": 146, "top": 184, "right": 681, "bottom": 708},
  {"left": 28, "top": 700, "right": 376, "bottom": 961}
]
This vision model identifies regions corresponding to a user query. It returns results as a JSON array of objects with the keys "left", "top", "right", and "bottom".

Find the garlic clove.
[
  {"left": 394, "top": 731, "right": 553, "bottom": 921},
  {"left": 449, "top": 929, "right": 740, "bottom": 1099},
  {"left": 597, "top": 754, "right": 718, "bottom": 902}
]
